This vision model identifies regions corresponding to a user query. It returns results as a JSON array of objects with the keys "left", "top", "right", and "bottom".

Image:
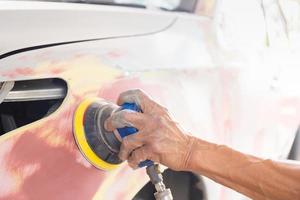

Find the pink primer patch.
[
  {"left": 2, "top": 101, "right": 106, "bottom": 200},
  {"left": 0, "top": 141, "right": 16, "bottom": 198},
  {"left": 0, "top": 169, "right": 15, "bottom": 198},
  {"left": 106, "top": 49, "right": 127, "bottom": 59},
  {"left": 2, "top": 67, "right": 34, "bottom": 79},
  {"left": 50, "top": 67, "right": 64, "bottom": 74}
]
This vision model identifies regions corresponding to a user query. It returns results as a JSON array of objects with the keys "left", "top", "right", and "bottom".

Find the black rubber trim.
[{"left": 0, "top": 18, "right": 177, "bottom": 60}]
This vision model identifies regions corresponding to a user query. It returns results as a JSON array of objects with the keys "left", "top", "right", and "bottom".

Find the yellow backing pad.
[{"left": 73, "top": 98, "right": 120, "bottom": 170}]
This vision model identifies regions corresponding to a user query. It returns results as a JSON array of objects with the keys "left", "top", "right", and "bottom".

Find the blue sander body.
[{"left": 73, "top": 98, "right": 173, "bottom": 200}]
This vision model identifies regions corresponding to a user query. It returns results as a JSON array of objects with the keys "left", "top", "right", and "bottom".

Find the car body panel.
[
  {"left": 0, "top": 1, "right": 300, "bottom": 200},
  {"left": 0, "top": 0, "right": 175, "bottom": 56}
]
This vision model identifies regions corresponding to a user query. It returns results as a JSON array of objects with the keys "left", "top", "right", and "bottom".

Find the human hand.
[{"left": 105, "top": 89, "right": 195, "bottom": 171}]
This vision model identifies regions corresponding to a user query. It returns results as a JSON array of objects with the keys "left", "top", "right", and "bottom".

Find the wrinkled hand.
[{"left": 105, "top": 89, "right": 195, "bottom": 171}]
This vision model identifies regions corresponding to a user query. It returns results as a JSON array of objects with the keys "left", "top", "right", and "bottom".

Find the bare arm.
[
  {"left": 105, "top": 89, "right": 300, "bottom": 200},
  {"left": 188, "top": 138, "right": 300, "bottom": 200}
]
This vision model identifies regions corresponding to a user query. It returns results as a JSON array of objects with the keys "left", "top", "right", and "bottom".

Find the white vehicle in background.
[{"left": 0, "top": 0, "right": 299, "bottom": 199}]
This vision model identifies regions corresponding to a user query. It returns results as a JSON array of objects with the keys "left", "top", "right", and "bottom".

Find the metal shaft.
[{"left": 146, "top": 164, "right": 173, "bottom": 200}]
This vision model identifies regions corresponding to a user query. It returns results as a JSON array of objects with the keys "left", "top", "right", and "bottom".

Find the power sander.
[{"left": 73, "top": 98, "right": 173, "bottom": 200}]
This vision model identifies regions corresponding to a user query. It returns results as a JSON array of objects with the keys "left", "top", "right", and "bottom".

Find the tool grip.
[{"left": 117, "top": 103, "right": 154, "bottom": 168}]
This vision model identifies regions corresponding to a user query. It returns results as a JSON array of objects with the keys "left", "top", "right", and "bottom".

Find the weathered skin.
[
  {"left": 106, "top": 89, "right": 300, "bottom": 200},
  {"left": 189, "top": 140, "right": 300, "bottom": 200}
]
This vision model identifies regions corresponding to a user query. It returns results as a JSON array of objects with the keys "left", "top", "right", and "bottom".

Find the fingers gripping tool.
[
  {"left": 118, "top": 103, "right": 173, "bottom": 200},
  {"left": 73, "top": 99, "right": 173, "bottom": 200}
]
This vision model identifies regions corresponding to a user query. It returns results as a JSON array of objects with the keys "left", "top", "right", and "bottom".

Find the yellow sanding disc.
[{"left": 73, "top": 98, "right": 121, "bottom": 171}]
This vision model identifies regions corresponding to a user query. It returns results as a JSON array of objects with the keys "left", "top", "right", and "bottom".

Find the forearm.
[
  {"left": 201, "top": 171, "right": 267, "bottom": 199},
  {"left": 109, "top": 89, "right": 300, "bottom": 199},
  {"left": 187, "top": 136, "right": 300, "bottom": 200}
]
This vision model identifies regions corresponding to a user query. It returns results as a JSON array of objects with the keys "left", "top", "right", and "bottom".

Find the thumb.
[
  {"left": 104, "top": 110, "right": 136, "bottom": 131},
  {"left": 104, "top": 109, "right": 146, "bottom": 132},
  {"left": 104, "top": 116, "right": 115, "bottom": 132}
]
